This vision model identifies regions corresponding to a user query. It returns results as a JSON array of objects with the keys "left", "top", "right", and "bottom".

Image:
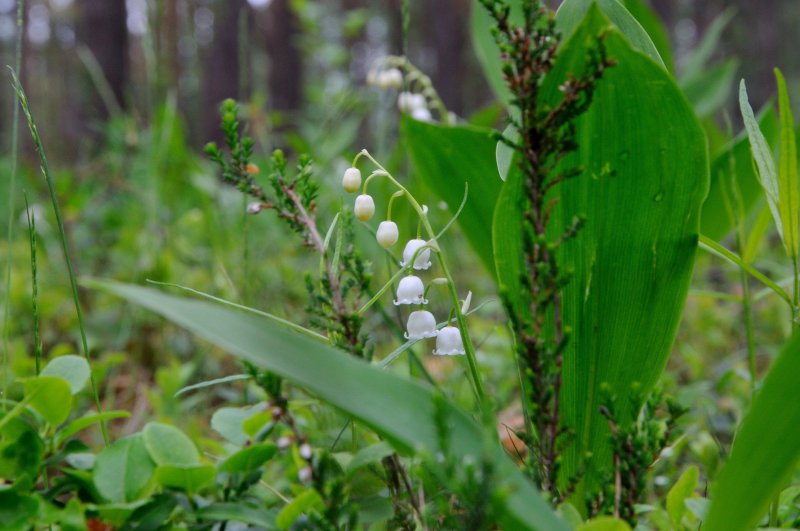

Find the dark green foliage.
[{"left": 478, "top": 0, "right": 612, "bottom": 499}]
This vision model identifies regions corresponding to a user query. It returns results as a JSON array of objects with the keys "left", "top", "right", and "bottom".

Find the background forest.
[{"left": 2, "top": 0, "right": 800, "bottom": 530}]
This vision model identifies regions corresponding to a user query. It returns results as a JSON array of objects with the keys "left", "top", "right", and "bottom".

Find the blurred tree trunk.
[
  {"left": 201, "top": 0, "right": 246, "bottom": 142},
  {"left": 262, "top": 0, "right": 302, "bottom": 112},
  {"left": 76, "top": 0, "right": 128, "bottom": 116},
  {"left": 426, "top": 0, "right": 469, "bottom": 115}
]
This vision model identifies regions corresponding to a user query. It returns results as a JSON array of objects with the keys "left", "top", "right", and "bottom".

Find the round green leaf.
[
  {"left": 24, "top": 376, "right": 72, "bottom": 426},
  {"left": 155, "top": 464, "right": 215, "bottom": 492},
  {"left": 93, "top": 434, "right": 156, "bottom": 503},
  {"left": 40, "top": 355, "right": 91, "bottom": 394},
  {"left": 218, "top": 443, "right": 277, "bottom": 474},
  {"left": 142, "top": 422, "right": 199, "bottom": 466}
]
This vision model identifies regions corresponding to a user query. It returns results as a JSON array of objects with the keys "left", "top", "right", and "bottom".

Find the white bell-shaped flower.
[
  {"left": 376, "top": 221, "right": 399, "bottom": 248},
  {"left": 401, "top": 239, "right": 432, "bottom": 270},
  {"left": 394, "top": 276, "right": 427, "bottom": 305},
  {"left": 398, "top": 92, "right": 426, "bottom": 113},
  {"left": 377, "top": 68, "right": 403, "bottom": 89},
  {"left": 405, "top": 310, "right": 438, "bottom": 340},
  {"left": 354, "top": 194, "right": 375, "bottom": 221},
  {"left": 411, "top": 106, "right": 432, "bottom": 122},
  {"left": 341, "top": 167, "right": 361, "bottom": 193},
  {"left": 433, "top": 326, "right": 466, "bottom": 356}
]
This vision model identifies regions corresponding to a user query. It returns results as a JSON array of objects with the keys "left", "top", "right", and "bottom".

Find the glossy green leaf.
[
  {"left": 701, "top": 107, "right": 778, "bottom": 240},
  {"left": 402, "top": 118, "right": 502, "bottom": 276},
  {"left": 705, "top": 331, "right": 800, "bottom": 531},
  {"left": 739, "top": 80, "right": 785, "bottom": 252},
  {"left": 142, "top": 422, "right": 200, "bottom": 466},
  {"left": 93, "top": 434, "right": 156, "bottom": 503},
  {"left": 90, "top": 279, "right": 568, "bottom": 531},
  {"left": 40, "top": 355, "right": 91, "bottom": 394},
  {"left": 470, "top": 0, "right": 664, "bottom": 108},
  {"left": 621, "top": 0, "right": 673, "bottom": 72},
  {"left": 666, "top": 466, "right": 699, "bottom": 526},
  {"left": 154, "top": 464, "right": 215, "bottom": 492},
  {"left": 555, "top": 0, "right": 664, "bottom": 68},
  {"left": 494, "top": 5, "right": 708, "bottom": 498},
  {"left": 218, "top": 443, "right": 277, "bottom": 474},
  {"left": 24, "top": 376, "right": 72, "bottom": 426},
  {"left": 775, "top": 68, "right": 799, "bottom": 259}
]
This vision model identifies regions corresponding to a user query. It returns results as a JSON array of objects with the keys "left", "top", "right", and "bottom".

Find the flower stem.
[{"left": 357, "top": 150, "right": 486, "bottom": 404}]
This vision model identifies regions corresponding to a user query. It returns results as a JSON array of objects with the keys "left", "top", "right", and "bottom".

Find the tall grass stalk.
[
  {"left": 10, "top": 70, "right": 109, "bottom": 444},
  {"left": 24, "top": 194, "right": 41, "bottom": 375},
  {"left": 2, "top": 0, "right": 25, "bottom": 410}
]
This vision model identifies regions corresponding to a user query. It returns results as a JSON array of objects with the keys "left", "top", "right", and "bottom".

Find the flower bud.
[
  {"left": 377, "top": 68, "right": 403, "bottom": 89},
  {"left": 246, "top": 163, "right": 260, "bottom": 175},
  {"left": 341, "top": 167, "right": 361, "bottom": 193},
  {"left": 411, "top": 106, "right": 433, "bottom": 122},
  {"left": 354, "top": 194, "right": 375, "bottom": 221},
  {"left": 376, "top": 221, "right": 399, "bottom": 248},
  {"left": 298, "top": 466, "right": 313, "bottom": 483},
  {"left": 247, "top": 202, "right": 263, "bottom": 215},
  {"left": 398, "top": 92, "right": 414, "bottom": 112},
  {"left": 394, "top": 276, "right": 427, "bottom": 305},
  {"left": 401, "top": 239, "right": 432, "bottom": 270},
  {"left": 405, "top": 310, "right": 438, "bottom": 340},
  {"left": 433, "top": 326, "right": 466, "bottom": 355},
  {"left": 299, "top": 442, "right": 313, "bottom": 460}
]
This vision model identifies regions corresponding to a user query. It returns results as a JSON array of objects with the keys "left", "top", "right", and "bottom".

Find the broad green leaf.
[
  {"left": 24, "top": 376, "right": 72, "bottom": 426},
  {"left": 142, "top": 422, "right": 200, "bottom": 466},
  {"left": 621, "top": 0, "right": 673, "bottom": 72},
  {"left": 775, "top": 68, "right": 799, "bottom": 259},
  {"left": 211, "top": 406, "right": 258, "bottom": 446},
  {"left": 705, "top": 331, "right": 800, "bottom": 531},
  {"left": 680, "top": 59, "right": 738, "bottom": 118},
  {"left": 402, "top": 118, "right": 502, "bottom": 276},
  {"left": 493, "top": 5, "right": 708, "bottom": 499},
  {"left": 555, "top": 0, "right": 664, "bottom": 68},
  {"left": 739, "top": 80, "right": 785, "bottom": 252},
  {"left": 91, "top": 279, "right": 568, "bottom": 531},
  {"left": 218, "top": 443, "right": 277, "bottom": 474},
  {"left": 276, "top": 489, "right": 325, "bottom": 529},
  {"left": 666, "top": 466, "right": 699, "bottom": 526},
  {"left": 0, "top": 421, "right": 44, "bottom": 479},
  {"left": 470, "top": 0, "right": 664, "bottom": 108},
  {"left": 701, "top": 107, "right": 778, "bottom": 240},
  {"left": 0, "top": 491, "right": 38, "bottom": 531},
  {"left": 56, "top": 410, "right": 130, "bottom": 445},
  {"left": 40, "top": 355, "right": 91, "bottom": 394},
  {"left": 93, "top": 434, "right": 156, "bottom": 503},
  {"left": 154, "top": 464, "right": 215, "bottom": 492}
]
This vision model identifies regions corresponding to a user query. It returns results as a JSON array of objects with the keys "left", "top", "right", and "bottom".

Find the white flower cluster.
[
  {"left": 340, "top": 165, "right": 465, "bottom": 356},
  {"left": 367, "top": 63, "right": 432, "bottom": 123}
]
